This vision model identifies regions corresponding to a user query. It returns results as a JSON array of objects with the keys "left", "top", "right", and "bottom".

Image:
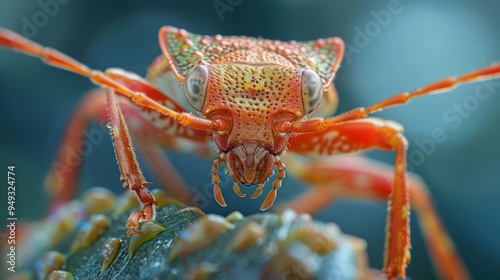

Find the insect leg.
[
  {"left": 44, "top": 69, "right": 212, "bottom": 211},
  {"left": 212, "top": 154, "right": 227, "bottom": 207},
  {"left": 0, "top": 29, "right": 219, "bottom": 131},
  {"left": 260, "top": 156, "right": 286, "bottom": 211},
  {"left": 279, "top": 155, "right": 470, "bottom": 280},
  {"left": 287, "top": 118, "right": 410, "bottom": 279},
  {"left": 106, "top": 88, "right": 158, "bottom": 235},
  {"left": 130, "top": 132, "right": 196, "bottom": 205},
  {"left": 43, "top": 88, "right": 109, "bottom": 209},
  {"left": 287, "top": 63, "right": 500, "bottom": 133}
]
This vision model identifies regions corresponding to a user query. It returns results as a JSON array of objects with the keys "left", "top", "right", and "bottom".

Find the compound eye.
[
  {"left": 183, "top": 65, "right": 209, "bottom": 111},
  {"left": 301, "top": 69, "right": 323, "bottom": 115}
]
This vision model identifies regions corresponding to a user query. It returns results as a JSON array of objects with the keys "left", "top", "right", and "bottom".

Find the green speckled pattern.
[{"left": 161, "top": 26, "right": 343, "bottom": 86}]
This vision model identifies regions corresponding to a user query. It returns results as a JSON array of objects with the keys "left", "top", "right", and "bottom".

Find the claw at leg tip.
[
  {"left": 213, "top": 185, "right": 227, "bottom": 207},
  {"left": 233, "top": 183, "right": 246, "bottom": 198},
  {"left": 249, "top": 184, "right": 264, "bottom": 199},
  {"left": 260, "top": 188, "right": 277, "bottom": 211},
  {"left": 260, "top": 203, "right": 272, "bottom": 211},
  {"left": 125, "top": 229, "right": 141, "bottom": 236}
]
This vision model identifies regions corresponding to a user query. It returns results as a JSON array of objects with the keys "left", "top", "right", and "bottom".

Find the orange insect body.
[
  {"left": 204, "top": 65, "right": 309, "bottom": 202},
  {"left": 1, "top": 26, "right": 499, "bottom": 280},
  {"left": 153, "top": 28, "right": 344, "bottom": 209}
]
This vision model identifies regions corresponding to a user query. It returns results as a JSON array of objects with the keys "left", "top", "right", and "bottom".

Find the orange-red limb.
[
  {"left": 280, "top": 156, "right": 470, "bottom": 280},
  {"left": 233, "top": 182, "right": 246, "bottom": 198},
  {"left": 106, "top": 88, "right": 158, "bottom": 235},
  {"left": 211, "top": 154, "right": 227, "bottom": 207},
  {"left": 249, "top": 184, "right": 264, "bottom": 199},
  {"left": 0, "top": 29, "right": 219, "bottom": 132},
  {"left": 44, "top": 86, "right": 199, "bottom": 210},
  {"left": 288, "top": 118, "right": 410, "bottom": 279},
  {"left": 105, "top": 68, "right": 212, "bottom": 141},
  {"left": 1, "top": 29, "right": 213, "bottom": 209},
  {"left": 131, "top": 132, "right": 195, "bottom": 205},
  {"left": 287, "top": 63, "right": 500, "bottom": 133},
  {"left": 43, "top": 89, "right": 108, "bottom": 209},
  {"left": 260, "top": 156, "right": 286, "bottom": 211},
  {"left": 105, "top": 69, "right": 210, "bottom": 204}
]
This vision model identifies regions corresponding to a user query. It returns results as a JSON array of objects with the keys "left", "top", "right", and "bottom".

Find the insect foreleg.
[
  {"left": 287, "top": 118, "right": 410, "bottom": 279},
  {"left": 286, "top": 63, "right": 500, "bottom": 133},
  {"left": 106, "top": 88, "right": 158, "bottom": 235},
  {"left": 280, "top": 155, "right": 470, "bottom": 280},
  {"left": 0, "top": 29, "right": 219, "bottom": 132}
]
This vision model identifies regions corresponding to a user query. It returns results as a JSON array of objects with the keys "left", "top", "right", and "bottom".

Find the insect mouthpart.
[
  {"left": 211, "top": 142, "right": 286, "bottom": 209},
  {"left": 225, "top": 141, "right": 275, "bottom": 185}
]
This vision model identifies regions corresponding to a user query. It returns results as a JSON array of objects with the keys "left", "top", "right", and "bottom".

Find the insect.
[{"left": 1, "top": 26, "right": 499, "bottom": 279}]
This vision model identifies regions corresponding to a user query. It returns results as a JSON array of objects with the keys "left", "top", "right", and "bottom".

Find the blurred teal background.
[{"left": 1, "top": 0, "right": 499, "bottom": 279}]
